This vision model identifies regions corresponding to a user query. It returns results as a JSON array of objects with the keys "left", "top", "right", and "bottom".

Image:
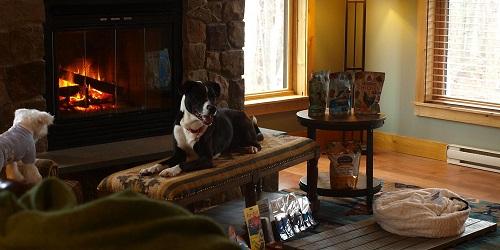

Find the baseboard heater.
[{"left": 447, "top": 144, "right": 500, "bottom": 173}]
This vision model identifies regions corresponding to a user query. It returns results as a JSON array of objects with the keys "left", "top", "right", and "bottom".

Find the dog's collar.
[{"left": 186, "top": 127, "right": 204, "bottom": 135}]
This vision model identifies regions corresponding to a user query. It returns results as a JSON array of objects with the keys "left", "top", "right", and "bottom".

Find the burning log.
[
  {"left": 67, "top": 97, "right": 113, "bottom": 108},
  {"left": 58, "top": 86, "right": 80, "bottom": 97},
  {"left": 59, "top": 69, "right": 123, "bottom": 95},
  {"left": 88, "top": 97, "right": 113, "bottom": 105}
]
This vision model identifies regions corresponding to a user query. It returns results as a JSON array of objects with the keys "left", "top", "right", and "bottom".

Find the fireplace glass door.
[
  {"left": 45, "top": 0, "right": 181, "bottom": 150},
  {"left": 54, "top": 28, "right": 174, "bottom": 118}
]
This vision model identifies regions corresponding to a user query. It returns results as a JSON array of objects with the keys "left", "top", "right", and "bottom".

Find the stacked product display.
[
  {"left": 308, "top": 70, "right": 385, "bottom": 191},
  {"left": 308, "top": 70, "right": 386, "bottom": 117}
]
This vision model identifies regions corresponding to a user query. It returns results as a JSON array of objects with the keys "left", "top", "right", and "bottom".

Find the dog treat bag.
[
  {"left": 244, "top": 205, "right": 265, "bottom": 250},
  {"left": 327, "top": 141, "right": 362, "bottom": 189},
  {"left": 308, "top": 71, "right": 329, "bottom": 117},
  {"left": 353, "top": 72, "right": 385, "bottom": 115},
  {"left": 269, "top": 193, "right": 317, "bottom": 241},
  {"left": 328, "top": 72, "right": 353, "bottom": 117}
]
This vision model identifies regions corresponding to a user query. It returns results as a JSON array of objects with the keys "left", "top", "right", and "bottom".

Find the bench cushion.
[{"left": 97, "top": 131, "right": 318, "bottom": 203}]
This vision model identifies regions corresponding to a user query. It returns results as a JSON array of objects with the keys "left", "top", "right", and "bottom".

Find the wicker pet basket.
[{"left": 373, "top": 188, "right": 470, "bottom": 238}]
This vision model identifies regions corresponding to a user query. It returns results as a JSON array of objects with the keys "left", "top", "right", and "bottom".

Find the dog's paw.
[
  {"left": 24, "top": 174, "right": 42, "bottom": 184},
  {"left": 5, "top": 162, "right": 25, "bottom": 182},
  {"left": 23, "top": 170, "right": 42, "bottom": 184},
  {"left": 139, "top": 164, "right": 165, "bottom": 176},
  {"left": 159, "top": 165, "right": 182, "bottom": 177},
  {"left": 249, "top": 146, "right": 259, "bottom": 154},
  {"left": 21, "top": 163, "right": 42, "bottom": 184},
  {"left": 11, "top": 175, "right": 25, "bottom": 183},
  {"left": 238, "top": 146, "right": 260, "bottom": 154}
]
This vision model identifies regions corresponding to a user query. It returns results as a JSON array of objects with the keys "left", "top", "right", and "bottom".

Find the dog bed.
[
  {"left": 97, "top": 130, "right": 319, "bottom": 207},
  {"left": 373, "top": 188, "right": 470, "bottom": 238}
]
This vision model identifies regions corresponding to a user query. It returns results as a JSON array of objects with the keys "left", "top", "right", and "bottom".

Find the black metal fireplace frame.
[{"left": 44, "top": 0, "right": 182, "bottom": 150}]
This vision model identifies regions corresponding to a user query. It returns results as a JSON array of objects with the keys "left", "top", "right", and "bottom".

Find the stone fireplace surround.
[{"left": 0, "top": 0, "right": 245, "bottom": 154}]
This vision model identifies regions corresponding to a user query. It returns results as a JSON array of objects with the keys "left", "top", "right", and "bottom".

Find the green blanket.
[{"left": 0, "top": 178, "right": 239, "bottom": 250}]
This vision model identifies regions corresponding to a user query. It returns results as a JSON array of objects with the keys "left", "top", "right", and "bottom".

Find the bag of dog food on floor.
[
  {"left": 327, "top": 141, "right": 362, "bottom": 189},
  {"left": 269, "top": 193, "right": 317, "bottom": 241}
]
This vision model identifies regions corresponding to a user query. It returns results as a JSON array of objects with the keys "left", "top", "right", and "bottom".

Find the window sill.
[
  {"left": 245, "top": 95, "right": 309, "bottom": 116},
  {"left": 414, "top": 102, "right": 500, "bottom": 128}
]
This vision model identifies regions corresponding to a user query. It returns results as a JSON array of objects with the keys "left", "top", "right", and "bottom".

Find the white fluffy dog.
[{"left": 0, "top": 109, "right": 54, "bottom": 184}]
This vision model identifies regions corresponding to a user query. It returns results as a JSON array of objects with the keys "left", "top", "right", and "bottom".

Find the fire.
[
  {"left": 59, "top": 79, "right": 78, "bottom": 88},
  {"left": 58, "top": 61, "right": 116, "bottom": 112}
]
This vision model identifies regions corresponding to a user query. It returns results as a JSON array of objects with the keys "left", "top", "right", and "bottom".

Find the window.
[
  {"left": 415, "top": 0, "right": 500, "bottom": 128},
  {"left": 244, "top": 0, "right": 287, "bottom": 94},
  {"left": 243, "top": 0, "right": 308, "bottom": 103}
]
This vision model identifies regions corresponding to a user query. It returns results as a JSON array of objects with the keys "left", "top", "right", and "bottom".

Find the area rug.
[
  {"left": 201, "top": 181, "right": 498, "bottom": 249},
  {"left": 284, "top": 182, "right": 499, "bottom": 249}
]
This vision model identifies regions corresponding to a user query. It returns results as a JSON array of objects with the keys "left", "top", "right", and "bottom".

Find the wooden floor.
[{"left": 279, "top": 149, "right": 500, "bottom": 203}]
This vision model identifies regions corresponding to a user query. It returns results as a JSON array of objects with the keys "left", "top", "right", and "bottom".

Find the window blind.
[{"left": 426, "top": 0, "right": 500, "bottom": 110}]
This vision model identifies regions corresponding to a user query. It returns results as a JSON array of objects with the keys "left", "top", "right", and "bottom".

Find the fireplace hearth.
[{"left": 44, "top": 0, "right": 182, "bottom": 150}]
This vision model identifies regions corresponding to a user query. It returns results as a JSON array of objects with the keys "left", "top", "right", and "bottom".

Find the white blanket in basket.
[{"left": 373, "top": 188, "right": 470, "bottom": 238}]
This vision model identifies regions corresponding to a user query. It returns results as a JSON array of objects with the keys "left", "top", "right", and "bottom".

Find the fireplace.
[
  {"left": 0, "top": 0, "right": 244, "bottom": 153},
  {"left": 44, "top": 0, "right": 182, "bottom": 150}
]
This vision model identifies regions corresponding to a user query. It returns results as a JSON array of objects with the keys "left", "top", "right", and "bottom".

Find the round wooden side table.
[{"left": 296, "top": 110, "right": 386, "bottom": 212}]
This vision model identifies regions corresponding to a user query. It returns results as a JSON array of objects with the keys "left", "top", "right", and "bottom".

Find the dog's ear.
[
  {"left": 14, "top": 109, "right": 28, "bottom": 118},
  {"left": 13, "top": 108, "right": 29, "bottom": 125},
  {"left": 15, "top": 108, "right": 28, "bottom": 116},
  {"left": 42, "top": 113, "right": 54, "bottom": 125},
  {"left": 36, "top": 111, "right": 54, "bottom": 126},
  {"left": 205, "top": 81, "right": 221, "bottom": 98},
  {"left": 180, "top": 80, "right": 201, "bottom": 94}
]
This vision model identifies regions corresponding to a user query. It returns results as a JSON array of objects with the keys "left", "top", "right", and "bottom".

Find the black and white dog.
[{"left": 140, "top": 80, "right": 263, "bottom": 177}]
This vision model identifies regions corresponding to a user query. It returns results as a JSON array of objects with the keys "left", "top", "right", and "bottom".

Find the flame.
[
  {"left": 73, "top": 104, "right": 116, "bottom": 112},
  {"left": 58, "top": 60, "right": 116, "bottom": 112},
  {"left": 59, "top": 79, "right": 78, "bottom": 88},
  {"left": 88, "top": 85, "right": 108, "bottom": 100}
]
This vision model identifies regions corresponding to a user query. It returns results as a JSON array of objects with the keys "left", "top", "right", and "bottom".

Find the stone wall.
[
  {"left": 0, "top": 0, "right": 47, "bottom": 151},
  {"left": 0, "top": 0, "right": 245, "bottom": 150},
  {"left": 183, "top": 0, "right": 245, "bottom": 110}
]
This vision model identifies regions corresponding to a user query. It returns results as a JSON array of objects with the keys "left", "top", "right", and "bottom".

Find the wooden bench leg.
[
  {"left": 261, "top": 172, "right": 279, "bottom": 192},
  {"left": 256, "top": 179, "right": 263, "bottom": 199},
  {"left": 244, "top": 182, "right": 257, "bottom": 208},
  {"left": 307, "top": 157, "right": 320, "bottom": 213}
]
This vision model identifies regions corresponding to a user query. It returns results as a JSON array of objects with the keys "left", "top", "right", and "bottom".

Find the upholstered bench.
[{"left": 97, "top": 130, "right": 320, "bottom": 209}]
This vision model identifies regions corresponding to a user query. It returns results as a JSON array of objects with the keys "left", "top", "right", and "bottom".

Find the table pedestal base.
[{"left": 299, "top": 172, "right": 382, "bottom": 210}]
